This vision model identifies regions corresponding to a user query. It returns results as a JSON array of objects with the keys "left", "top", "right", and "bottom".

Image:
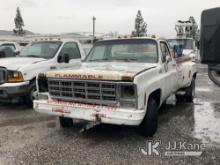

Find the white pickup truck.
[
  {"left": 34, "top": 38, "right": 197, "bottom": 136},
  {"left": 0, "top": 39, "right": 85, "bottom": 105}
]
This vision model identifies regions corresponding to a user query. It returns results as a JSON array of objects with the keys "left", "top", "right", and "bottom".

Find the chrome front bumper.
[
  {"left": 0, "top": 81, "right": 30, "bottom": 99},
  {"left": 34, "top": 99, "right": 145, "bottom": 126}
]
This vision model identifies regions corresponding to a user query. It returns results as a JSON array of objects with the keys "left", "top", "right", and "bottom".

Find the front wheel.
[
  {"left": 138, "top": 98, "right": 158, "bottom": 137},
  {"left": 185, "top": 78, "right": 196, "bottom": 102},
  {"left": 176, "top": 78, "right": 195, "bottom": 103},
  {"left": 25, "top": 83, "right": 37, "bottom": 107}
]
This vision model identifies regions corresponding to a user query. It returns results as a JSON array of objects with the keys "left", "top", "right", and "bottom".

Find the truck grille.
[
  {"left": 48, "top": 79, "right": 118, "bottom": 104},
  {"left": 0, "top": 68, "right": 6, "bottom": 85}
]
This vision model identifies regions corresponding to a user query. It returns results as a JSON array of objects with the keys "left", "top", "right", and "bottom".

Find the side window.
[
  {"left": 59, "top": 42, "right": 81, "bottom": 60},
  {"left": 160, "top": 42, "right": 170, "bottom": 58}
]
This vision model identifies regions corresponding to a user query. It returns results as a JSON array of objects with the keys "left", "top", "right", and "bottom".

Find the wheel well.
[{"left": 148, "top": 89, "right": 161, "bottom": 107}]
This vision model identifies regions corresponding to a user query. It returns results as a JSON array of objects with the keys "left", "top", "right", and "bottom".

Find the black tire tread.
[{"left": 139, "top": 98, "right": 158, "bottom": 137}]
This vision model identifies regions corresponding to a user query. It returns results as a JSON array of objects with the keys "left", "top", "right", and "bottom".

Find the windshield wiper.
[
  {"left": 27, "top": 55, "right": 41, "bottom": 58},
  {"left": 115, "top": 58, "right": 137, "bottom": 62},
  {"left": 88, "top": 58, "right": 137, "bottom": 62},
  {"left": 88, "top": 59, "right": 109, "bottom": 62}
]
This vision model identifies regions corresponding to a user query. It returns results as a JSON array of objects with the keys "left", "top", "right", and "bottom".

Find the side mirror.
[
  {"left": 63, "top": 53, "right": 70, "bottom": 63},
  {"left": 57, "top": 54, "right": 70, "bottom": 63},
  {"left": 173, "top": 45, "right": 183, "bottom": 58},
  {"left": 57, "top": 55, "right": 63, "bottom": 63}
]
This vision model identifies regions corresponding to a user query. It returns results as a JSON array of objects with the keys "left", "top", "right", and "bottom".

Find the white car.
[
  {"left": 34, "top": 38, "right": 197, "bottom": 136},
  {"left": 0, "top": 41, "right": 21, "bottom": 52},
  {"left": 0, "top": 41, "right": 21, "bottom": 58},
  {"left": 0, "top": 39, "right": 85, "bottom": 105}
]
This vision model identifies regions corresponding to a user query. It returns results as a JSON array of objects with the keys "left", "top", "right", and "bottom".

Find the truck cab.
[{"left": 0, "top": 38, "right": 85, "bottom": 105}]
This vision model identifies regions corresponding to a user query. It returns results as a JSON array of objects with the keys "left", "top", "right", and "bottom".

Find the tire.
[
  {"left": 185, "top": 78, "right": 195, "bottom": 102},
  {"left": 139, "top": 98, "right": 158, "bottom": 137},
  {"left": 59, "top": 117, "right": 73, "bottom": 128},
  {"left": 176, "top": 78, "right": 195, "bottom": 103},
  {"left": 25, "top": 82, "right": 37, "bottom": 107}
]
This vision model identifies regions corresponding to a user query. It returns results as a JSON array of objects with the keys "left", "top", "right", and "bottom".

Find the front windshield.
[
  {"left": 167, "top": 39, "right": 193, "bottom": 50},
  {"left": 86, "top": 39, "right": 158, "bottom": 63},
  {"left": 19, "top": 41, "right": 62, "bottom": 59}
]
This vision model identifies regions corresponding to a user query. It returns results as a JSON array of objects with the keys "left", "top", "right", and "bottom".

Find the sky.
[{"left": 0, "top": 0, "right": 219, "bottom": 37}]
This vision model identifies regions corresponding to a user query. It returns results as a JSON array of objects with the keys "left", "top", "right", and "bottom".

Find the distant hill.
[{"left": 0, "top": 30, "right": 35, "bottom": 35}]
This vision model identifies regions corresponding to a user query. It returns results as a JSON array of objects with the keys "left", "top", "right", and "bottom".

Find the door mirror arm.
[{"left": 166, "top": 56, "right": 172, "bottom": 63}]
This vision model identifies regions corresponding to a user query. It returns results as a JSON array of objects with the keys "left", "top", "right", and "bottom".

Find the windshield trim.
[{"left": 85, "top": 39, "right": 159, "bottom": 63}]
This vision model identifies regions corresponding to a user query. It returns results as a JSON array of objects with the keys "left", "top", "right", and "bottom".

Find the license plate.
[{"left": 52, "top": 107, "right": 71, "bottom": 114}]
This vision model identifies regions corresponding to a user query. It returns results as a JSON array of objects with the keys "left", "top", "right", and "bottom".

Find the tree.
[
  {"left": 13, "top": 7, "right": 25, "bottom": 36},
  {"left": 132, "top": 10, "right": 147, "bottom": 37}
]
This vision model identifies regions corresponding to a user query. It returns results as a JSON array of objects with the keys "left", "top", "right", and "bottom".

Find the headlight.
[
  {"left": 120, "top": 84, "right": 137, "bottom": 108},
  {"left": 37, "top": 73, "right": 48, "bottom": 92},
  {"left": 7, "top": 70, "right": 24, "bottom": 83},
  {"left": 121, "top": 85, "right": 135, "bottom": 99}
]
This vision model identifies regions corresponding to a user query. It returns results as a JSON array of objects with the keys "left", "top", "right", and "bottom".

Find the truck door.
[
  {"left": 160, "top": 42, "right": 178, "bottom": 97},
  {"left": 175, "top": 57, "right": 187, "bottom": 88},
  {"left": 56, "top": 42, "right": 81, "bottom": 70}
]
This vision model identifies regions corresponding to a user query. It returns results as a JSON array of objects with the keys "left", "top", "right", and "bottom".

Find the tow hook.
[{"left": 80, "top": 114, "right": 101, "bottom": 133}]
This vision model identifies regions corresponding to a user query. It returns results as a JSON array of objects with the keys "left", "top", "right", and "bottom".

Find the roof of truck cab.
[
  {"left": 32, "top": 38, "right": 79, "bottom": 43},
  {"left": 167, "top": 37, "right": 193, "bottom": 40},
  {"left": 97, "top": 37, "right": 161, "bottom": 43}
]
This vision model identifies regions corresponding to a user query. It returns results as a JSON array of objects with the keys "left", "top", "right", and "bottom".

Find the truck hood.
[
  {"left": 46, "top": 62, "right": 157, "bottom": 81},
  {"left": 0, "top": 57, "right": 46, "bottom": 70}
]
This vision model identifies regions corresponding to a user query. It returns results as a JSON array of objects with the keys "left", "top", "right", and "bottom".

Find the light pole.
[{"left": 92, "top": 16, "right": 96, "bottom": 45}]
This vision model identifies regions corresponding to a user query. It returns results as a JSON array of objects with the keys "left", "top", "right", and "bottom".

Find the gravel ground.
[{"left": 0, "top": 64, "right": 219, "bottom": 165}]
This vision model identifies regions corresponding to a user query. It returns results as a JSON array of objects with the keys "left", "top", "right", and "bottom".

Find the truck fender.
[{"left": 144, "top": 89, "right": 162, "bottom": 112}]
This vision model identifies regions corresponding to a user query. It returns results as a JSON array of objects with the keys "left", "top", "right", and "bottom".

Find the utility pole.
[{"left": 92, "top": 16, "right": 96, "bottom": 45}]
